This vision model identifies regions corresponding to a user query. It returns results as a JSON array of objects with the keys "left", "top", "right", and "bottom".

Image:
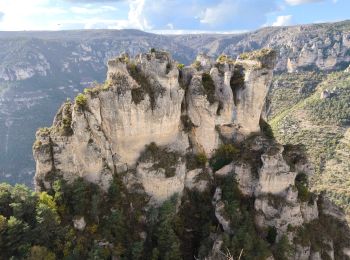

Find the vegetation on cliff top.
[{"left": 127, "top": 63, "right": 166, "bottom": 110}]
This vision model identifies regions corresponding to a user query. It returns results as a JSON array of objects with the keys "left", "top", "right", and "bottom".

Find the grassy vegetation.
[
  {"left": 138, "top": 142, "right": 181, "bottom": 178},
  {"left": 268, "top": 71, "right": 350, "bottom": 219},
  {"left": 216, "top": 54, "right": 234, "bottom": 64},
  {"left": 185, "top": 152, "right": 208, "bottom": 171},
  {"left": 305, "top": 73, "right": 350, "bottom": 126},
  {"left": 267, "top": 72, "right": 325, "bottom": 119},
  {"left": 238, "top": 48, "right": 275, "bottom": 65},
  {"left": 192, "top": 60, "right": 201, "bottom": 71}
]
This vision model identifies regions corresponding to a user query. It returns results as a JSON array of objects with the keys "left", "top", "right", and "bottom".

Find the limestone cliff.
[
  {"left": 33, "top": 49, "right": 350, "bottom": 259},
  {"left": 33, "top": 49, "right": 276, "bottom": 192}
]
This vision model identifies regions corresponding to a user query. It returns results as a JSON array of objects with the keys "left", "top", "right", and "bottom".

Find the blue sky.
[{"left": 0, "top": 0, "right": 348, "bottom": 33}]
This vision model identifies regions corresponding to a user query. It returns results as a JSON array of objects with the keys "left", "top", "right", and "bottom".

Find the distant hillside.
[
  {"left": 268, "top": 70, "right": 350, "bottom": 220},
  {"left": 0, "top": 20, "right": 350, "bottom": 185}
]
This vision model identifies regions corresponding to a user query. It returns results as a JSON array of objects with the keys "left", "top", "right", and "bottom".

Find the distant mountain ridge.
[{"left": 0, "top": 19, "right": 350, "bottom": 185}]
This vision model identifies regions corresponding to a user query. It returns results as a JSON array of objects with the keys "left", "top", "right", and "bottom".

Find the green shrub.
[
  {"left": 131, "top": 88, "right": 145, "bottom": 105},
  {"left": 202, "top": 73, "right": 216, "bottom": 104},
  {"left": 273, "top": 235, "right": 293, "bottom": 260},
  {"left": 138, "top": 142, "right": 181, "bottom": 178},
  {"left": 75, "top": 93, "right": 87, "bottom": 107},
  {"left": 220, "top": 175, "right": 272, "bottom": 259},
  {"left": 33, "top": 140, "right": 42, "bottom": 150},
  {"left": 192, "top": 60, "right": 201, "bottom": 70},
  {"left": 127, "top": 63, "right": 165, "bottom": 110},
  {"left": 267, "top": 226, "right": 277, "bottom": 244},
  {"left": 210, "top": 144, "right": 240, "bottom": 171},
  {"left": 180, "top": 115, "right": 194, "bottom": 132},
  {"left": 196, "top": 153, "right": 208, "bottom": 167},
  {"left": 260, "top": 118, "right": 274, "bottom": 139},
  {"left": 37, "top": 127, "right": 51, "bottom": 136},
  {"left": 177, "top": 63, "right": 185, "bottom": 70},
  {"left": 295, "top": 173, "right": 311, "bottom": 202},
  {"left": 230, "top": 65, "right": 245, "bottom": 105}
]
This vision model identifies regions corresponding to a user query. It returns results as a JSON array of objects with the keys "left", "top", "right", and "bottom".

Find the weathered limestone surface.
[
  {"left": 33, "top": 49, "right": 350, "bottom": 259},
  {"left": 34, "top": 49, "right": 276, "bottom": 196},
  {"left": 136, "top": 162, "right": 186, "bottom": 204}
]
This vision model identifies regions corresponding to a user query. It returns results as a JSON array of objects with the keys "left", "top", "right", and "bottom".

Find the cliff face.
[
  {"left": 33, "top": 49, "right": 350, "bottom": 259},
  {"left": 33, "top": 49, "right": 276, "bottom": 192}
]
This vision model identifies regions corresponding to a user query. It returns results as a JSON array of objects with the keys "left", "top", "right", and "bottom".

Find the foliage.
[
  {"left": 273, "top": 235, "right": 293, "bottom": 260},
  {"left": 75, "top": 93, "right": 87, "bottom": 107},
  {"left": 180, "top": 114, "right": 195, "bottom": 133},
  {"left": 239, "top": 48, "right": 275, "bottom": 61},
  {"left": 295, "top": 173, "right": 312, "bottom": 202},
  {"left": 0, "top": 176, "right": 149, "bottom": 259},
  {"left": 196, "top": 153, "right": 208, "bottom": 167},
  {"left": 266, "top": 226, "right": 277, "bottom": 244},
  {"left": 217, "top": 54, "right": 234, "bottom": 64},
  {"left": 138, "top": 142, "right": 182, "bottom": 178},
  {"left": 259, "top": 118, "right": 274, "bottom": 139},
  {"left": 201, "top": 72, "right": 216, "bottom": 104},
  {"left": 127, "top": 62, "right": 165, "bottom": 110},
  {"left": 176, "top": 189, "right": 216, "bottom": 259},
  {"left": 192, "top": 60, "right": 201, "bottom": 70},
  {"left": 306, "top": 74, "right": 350, "bottom": 126},
  {"left": 268, "top": 71, "right": 350, "bottom": 219},
  {"left": 210, "top": 144, "right": 240, "bottom": 171},
  {"left": 27, "top": 246, "right": 56, "bottom": 260},
  {"left": 155, "top": 197, "right": 182, "bottom": 259},
  {"left": 220, "top": 175, "right": 272, "bottom": 259},
  {"left": 177, "top": 63, "right": 185, "bottom": 70},
  {"left": 267, "top": 71, "right": 325, "bottom": 119},
  {"left": 230, "top": 65, "right": 245, "bottom": 105}
]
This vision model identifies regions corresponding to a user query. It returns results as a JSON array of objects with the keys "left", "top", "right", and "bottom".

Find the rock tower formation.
[
  {"left": 33, "top": 49, "right": 276, "bottom": 192},
  {"left": 33, "top": 49, "right": 350, "bottom": 259}
]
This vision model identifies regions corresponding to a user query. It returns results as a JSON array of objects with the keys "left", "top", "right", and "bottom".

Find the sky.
[{"left": 0, "top": 0, "right": 348, "bottom": 33}]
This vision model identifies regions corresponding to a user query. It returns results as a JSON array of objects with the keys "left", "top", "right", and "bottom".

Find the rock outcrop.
[
  {"left": 33, "top": 49, "right": 276, "bottom": 193},
  {"left": 33, "top": 49, "right": 350, "bottom": 259},
  {"left": 211, "top": 136, "right": 350, "bottom": 259}
]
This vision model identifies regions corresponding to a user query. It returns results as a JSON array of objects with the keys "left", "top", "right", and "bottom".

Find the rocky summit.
[{"left": 30, "top": 49, "right": 350, "bottom": 259}]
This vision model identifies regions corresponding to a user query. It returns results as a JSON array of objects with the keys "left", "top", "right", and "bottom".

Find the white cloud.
[
  {"left": 272, "top": 15, "right": 292, "bottom": 26},
  {"left": 285, "top": 0, "right": 324, "bottom": 6},
  {"left": 0, "top": 0, "right": 149, "bottom": 31},
  {"left": 166, "top": 23, "right": 174, "bottom": 30},
  {"left": 126, "top": 0, "right": 151, "bottom": 30},
  {"left": 200, "top": 0, "right": 238, "bottom": 25},
  {"left": 70, "top": 6, "right": 117, "bottom": 15},
  {"left": 0, "top": 0, "right": 67, "bottom": 30}
]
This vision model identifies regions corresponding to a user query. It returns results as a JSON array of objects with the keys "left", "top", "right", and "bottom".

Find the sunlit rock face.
[
  {"left": 33, "top": 49, "right": 276, "bottom": 196},
  {"left": 33, "top": 49, "right": 350, "bottom": 259}
]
